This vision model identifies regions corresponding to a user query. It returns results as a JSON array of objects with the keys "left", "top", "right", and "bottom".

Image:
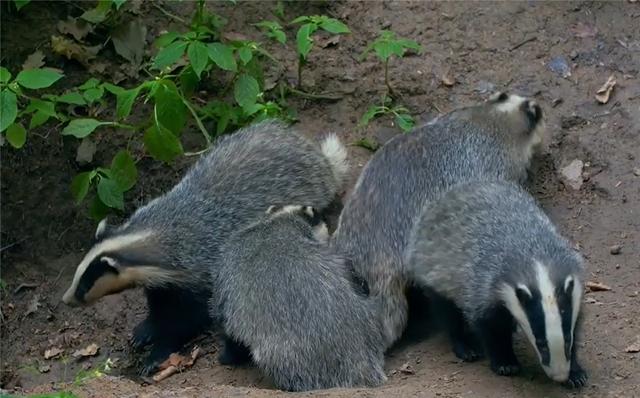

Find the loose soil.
[{"left": 2, "top": 1, "right": 639, "bottom": 397}]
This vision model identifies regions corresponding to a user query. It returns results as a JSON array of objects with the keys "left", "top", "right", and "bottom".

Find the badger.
[
  {"left": 331, "top": 92, "right": 545, "bottom": 348},
  {"left": 61, "top": 120, "right": 349, "bottom": 375},
  {"left": 406, "top": 181, "right": 587, "bottom": 387},
  {"left": 211, "top": 205, "right": 387, "bottom": 392}
]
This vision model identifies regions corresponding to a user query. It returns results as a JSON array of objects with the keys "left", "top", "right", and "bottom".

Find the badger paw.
[
  {"left": 452, "top": 341, "right": 483, "bottom": 362},
  {"left": 566, "top": 366, "right": 588, "bottom": 388},
  {"left": 490, "top": 361, "right": 521, "bottom": 376},
  {"left": 131, "top": 319, "right": 155, "bottom": 350},
  {"left": 218, "top": 338, "right": 252, "bottom": 366},
  {"left": 138, "top": 346, "right": 174, "bottom": 377}
]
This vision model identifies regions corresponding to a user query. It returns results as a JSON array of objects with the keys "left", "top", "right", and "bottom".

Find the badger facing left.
[
  {"left": 61, "top": 120, "right": 348, "bottom": 375},
  {"left": 406, "top": 181, "right": 587, "bottom": 387}
]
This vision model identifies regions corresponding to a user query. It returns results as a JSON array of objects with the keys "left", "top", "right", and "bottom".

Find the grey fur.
[
  {"left": 212, "top": 207, "right": 387, "bottom": 392},
  {"left": 331, "top": 94, "right": 544, "bottom": 347},
  {"left": 406, "top": 181, "right": 584, "bottom": 322}
]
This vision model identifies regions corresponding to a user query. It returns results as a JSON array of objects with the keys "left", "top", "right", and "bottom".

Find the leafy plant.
[
  {"left": 255, "top": 20, "right": 287, "bottom": 45},
  {"left": 360, "top": 30, "right": 421, "bottom": 96},
  {"left": 292, "top": 15, "right": 350, "bottom": 89},
  {"left": 359, "top": 95, "right": 415, "bottom": 133},
  {"left": 74, "top": 358, "right": 114, "bottom": 386}
]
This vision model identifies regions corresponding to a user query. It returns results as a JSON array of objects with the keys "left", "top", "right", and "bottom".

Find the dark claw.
[
  {"left": 491, "top": 362, "right": 521, "bottom": 376},
  {"left": 565, "top": 367, "right": 588, "bottom": 388},
  {"left": 131, "top": 319, "right": 154, "bottom": 350}
]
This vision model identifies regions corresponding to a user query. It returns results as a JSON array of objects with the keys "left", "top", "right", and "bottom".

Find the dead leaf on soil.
[
  {"left": 22, "top": 51, "right": 45, "bottom": 70},
  {"left": 76, "top": 138, "right": 97, "bottom": 164},
  {"left": 441, "top": 71, "right": 456, "bottom": 87},
  {"left": 44, "top": 347, "right": 64, "bottom": 360},
  {"left": 38, "top": 364, "right": 51, "bottom": 373},
  {"left": 399, "top": 362, "right": 415, "bottom": 375},
  {"left": 571, "top": 22, "right": 598, "bottom": 39},
  {"left": 624, "top": 337, "right": 640, "bottom": 353},
  {"left": 317, "top": 35, "right": 340, "bottom": 48},
  {"left": 73, "top": 343, "right": 100, "bottom": 358},
  {"left": 595, "top": 75, "right": 616, "bottom": 104},
  {"left": 24, "top": 294, "right": 41, "bottom": 317},
  {"left": 57, "top": 17, "right": 93, "bottom": 41},
  {"left": 586, "top": 281, "right": 612, "bottom": 292},
  {"left": 111, "top": 21, "right": 147, "bottom": 65},
  {"left": 152, "top": 346, "right": 201, "bottom": 382},
  {"left": 223, "top": 32, "right": 249, "bottom": 42},
  {"left": 51, "top": 35, "right": 101, "bottom": 68}
]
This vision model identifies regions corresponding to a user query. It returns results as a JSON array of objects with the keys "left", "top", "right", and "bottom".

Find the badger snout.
[
  {"left": 62, "top": 289, "right": 81, "bottom": 307},
  {"left": 523, "top": 100, "right": 543, "bottom": 126},
  {"left": 543, "top": 362, "right": 571, "bottom": 382}
]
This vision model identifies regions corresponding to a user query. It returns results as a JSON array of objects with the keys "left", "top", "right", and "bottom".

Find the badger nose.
[{"left": 62, "top": 289, "right": 80, "bottom": 307}]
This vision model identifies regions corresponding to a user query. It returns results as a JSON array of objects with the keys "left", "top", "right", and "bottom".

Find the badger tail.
[{"left": 320, "top": 134, "right": 349, "bottom": 188}]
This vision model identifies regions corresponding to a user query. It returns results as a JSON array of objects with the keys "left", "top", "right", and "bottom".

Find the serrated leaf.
[
  {"left": 15, "top": 68, "right": 63, "bottom": 89},
  {"left": 143, "top": 124, "right": 183, "bottom": 163},
  {"left": 78, "top": 78, "right": 100, "bottom": 90},
  {"left": 359, "top": 105, "right": 386, "bottom": 127},
  {"left": 395, "top": 112, "right": 414, "bottom": 133},
  {"left": 71, "top": 171, "right": 95, "bottom": 204},
  {"left": 296, "top": 23, "right": 317, "bottom": 59},
  {"left": 152, "top": 40, "right": 187, "bottom": 70},
  {"left": 5, "top": 123, "right": 26, "bottom": 149},
  {"left": 187, "top": 41, "right": 209, "bottom": 78},
  {"left": 97, "top": 178, "right": 124, "bottom": 210},
  {"left": 110, "top": 150, "right": 137, "bottom": 191},
  {"left": 207, "top": 43, "right": 236, "bottom": 72},
  {"left": 234, "top": 74, "right": 260, "bottom": 112},
  {"left": 57, "top": 91, "right": 86, "bottom": 105},
  {"left": 1, "top": 90, "right": 18, "bottom": 132},
  {"left": 153, "top": 81, "right": 186, "bottom": 135},
  {"left": 319, "top": 18, "right": 350, "bottom": 34},
  {"left": 0, "top": 67, "right": 11, "bottom": 84},
  {"left": 238, "top": 46, "right": 253, "bottom": 65},
  {"left": 61, "top": 118, "right": 111, "bottom": 138}
]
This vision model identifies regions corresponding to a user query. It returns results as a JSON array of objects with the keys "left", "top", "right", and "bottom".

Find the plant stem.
[
  {"left": 152, "top": 3, "right": 188, "bottom": 25},
  {"left": 297, "top": 56, "right": 304, "bottom": 90},
  {"left": 181, "top": 98, "right": 212, "bottom": 146},
  {"left": 287, "top": 87, "right": 343, "bottom": 101},
  {"left": 384, "top": 58, "right": 395, "bottom": 97}
]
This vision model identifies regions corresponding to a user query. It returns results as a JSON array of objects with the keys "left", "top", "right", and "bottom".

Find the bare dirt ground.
[{"left": 2, "top": 1, "right": 639, "bottom": 397}]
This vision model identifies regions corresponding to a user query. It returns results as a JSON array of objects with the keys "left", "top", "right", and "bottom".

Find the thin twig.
[
  {"left": 184, "top": 148, "right": 211, "bottom": 157},
  {"left": 510, "top": 36, "right": 537, "bottom": 52},
  {"left": 287, "top": 87, "right": 344, "bottom": 101},
  {"left": 153, "top": 3, "right": 189, "bottom": 25},
  {"left": 181, "top": 98, "right": 212, "bottom": 146},
  {"left": 0, "top": 238, "right": 27, "bottom": 252}
]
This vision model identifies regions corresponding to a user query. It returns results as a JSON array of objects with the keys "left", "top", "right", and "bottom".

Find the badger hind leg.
[
  {"left": 131, "top": 317, "right": 154, "bottom": 350},
  {"left": 475, "top": 305, "right": 521, "bottom": 376},
  {"left": 431, "top": 294, "right": 483, "bottom": 362},
  {"left": 218, "top": 334, "right": 252, "bottom": 366}
]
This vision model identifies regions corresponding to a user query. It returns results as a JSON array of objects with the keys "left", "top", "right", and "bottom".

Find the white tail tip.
[{"left": 320, "top": 134, "right": 349, "bottom": 188}]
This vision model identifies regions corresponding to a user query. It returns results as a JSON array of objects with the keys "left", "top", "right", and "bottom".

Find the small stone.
[
  {"left": 633, "top": 167, "right": 640, "bottom": 177},
  {"left": 560, "top": 159, "right": 584, "bottom": 190},
  {"left": 382, "top": 20, "right": 392, "bottom": 29},
  {"left": 610, "top": 245, "right": 622, "bottom": 255}
]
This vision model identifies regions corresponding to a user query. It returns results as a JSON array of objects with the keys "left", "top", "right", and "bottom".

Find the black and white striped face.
[
  {"left": 266, "top": 205, "right": 329, "bottom": 242},
  {"left": 501, "top": 261, "right": 582, "bottom": 382}
]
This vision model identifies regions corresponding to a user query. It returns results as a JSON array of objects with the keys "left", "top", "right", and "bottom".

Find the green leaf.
[
  {"left": 57, "top": 91, "right": 87, "bottom": 105},
  {"left": 30, "top": 111, "right": 50, "bottom": 129},
  {"left": 71, "top": 171, "right": 96, "bottom": 204},
  {"left": 80, "top": 0, "right": 112, "bottom": 23},
  {"left": 238, "top": 46, "right": 253, "bottom": 65},
  {"left": 83, "top": 86, "right": 105, "bottom": 103},
  {"left": 272, "top": 30, "right": 286, "bottom": 45},
  {"left": 0, "top": 67, "right": 11, "bottom": 84},
  {"left": 15, "top": 68, "right": 63, "bottom": 89},
  {"left": 5, "top": 123, "right": 26, "bottom": 149},
  {"left": 110, "top": 150, "right": 137, "bottom": 191},
  {"left": 296, "top": 23, "right": 317, "bottom": 59},
  {"left": 394, "top": 112, "right": 414, "bottom": 133},
  {"left": 398, "top": 38, "right": 422, "bottom": 52},
  {"left": 143, "top": 124, "right": 183, "bottom": 163},
  {"left": 61, "top": 118, "right": 111, "bottom": 138},
  {"left": 319, "top": 18, "right": 350, "bottom": 34},
  {"left": 14, "top": 0, "right": 30, "bottom": 11},
  {"left": 25, "top": 99, "right": 57, "bottom": 116},
  {"left": 359, "top": 105, "right": 386, "bottom": 127},
  {"left": 179, "top": 66, "right": 199, "bottom": 97},
  {"left": 233, "top": 74, "right": 260, "bottom": 112},
  {"left": 291, "top": 16, "right": 310, "bottom": 24},
  {"left": 152, "top": 40, "right": 187, "bottom": 70},
  {"left": 207, "top": 43, "right": 237, "bottom": 72},
  {"left": 115, "top": 87, "right": 142, "bottom": 119},
  {"left": 187, "top": 41, "right": 209, "bottom": 78},
  {"left": 0, "top": 89, "right": 18, "bottom": 133},
  {"left": 112, "top": 0, "right": 126, "bottom": 10},
  {"left": 97, "top": 177, "right": 124, "bottom": 210},
  {"left": 89, "top": 196, "right": 112, "bottom": 220},
  {"left": 155, "top": 31, "right": 181, "bottom": 48},
  {"left": 153, "top": 81, "right": 187, "bottom": 135},
  {"left": 255, "top": 21, "right": 286, "bottom": 45},
  {"left": 78, "top": 78, "right": 100, "bottom": 90}
]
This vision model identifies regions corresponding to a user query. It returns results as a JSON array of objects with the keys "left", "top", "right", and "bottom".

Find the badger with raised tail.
[
  {"left": 332, "top": 92, "right": 545, "bottom": 348},
  {"left": 212, "top": 205, "right": 386, "bottom": 391},
  {"left": 60, "top": 120, "right": 348, "bottom": 375},
  {"left": 406, "top": 181, "right": 587, "bottom": 387}
]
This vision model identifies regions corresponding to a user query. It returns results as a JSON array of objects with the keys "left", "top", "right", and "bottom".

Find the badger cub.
[
  {"left": 406, "top": 181, "right": 587, "bottom": 388},
  {"left": 332, "top": 92, "right": 545, "bottom": 348},
  {"left": 211, "top": 205, "right": 386, "bottom": 392}
]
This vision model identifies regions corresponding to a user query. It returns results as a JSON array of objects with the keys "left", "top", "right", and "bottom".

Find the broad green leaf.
[
  {"left": 255, "top": 21, "right": 286, "bottom": 45},
  {"left": 238, "top": 46, "right": 253, "bottom": 65},
  {"left": 155, "top": 31, "right": 181, "bottom": 48},
  {"left": 398, "top": 38, "right": 422, "bottom": 52},
  {"left": 152, "top": 40, "right": 187, "bottom": 70},
  {"left": 83, "top": 86, "right": 104, "bottom": 103},
  {"left": 179, "top": 66, "right": 199, "bottom": 97},
  {"left": 71, "top": 171, "right": 96, "bottom": 204},
  {"left": 0, "top": 90, "right": 18, "bottom": 132},
  {"left": 207, "top": 43, "right": 236, "bottom": 72},
  {"left": 110, "top": 150, "right": 137, "bottom": 191},
  {"left": 272, "top": 30, "right": 286, "bottom": 45},
  {"left": 5, "top": 123, "right": 26, "bottom": 148},
  {"left": 97, "top": 177, "right": 124, "bottom": 210},
  {"left": 57, "top": 91, "right": 87, "bottom": 105},
  {"left": 143, "top": 124, "right": 183, "bottom": 163},
  {"left": 61, "top": 118, "right": 111, "bottom": 138},
  {"left": 359, "top": 105, "right": 386, "bottom": 127},
  {"left": 0, "top": 67, "right": 11, "bottom": 84},
  {"left": 296, "top": 23, "right": 317, "bottom": 59},
  {"left": 15, "top": 68, "right": 63, "bottom": 89},
  {"left": 78, "top": 78, "right": 100, "bottom": 90},
  {"left": 319, "top": 18, "right": 350, "bottom": 34},
  {"left": 153, "top": 81, "right": 186, "bottom": 135},
  {"left": 14, "top": 0, "right": 30, "bottom": 10},
  {"left": 30, "top": 111, "right": 50, "bottom": 129},
  {"left": 395, "top": 112, "right": 414, "bottom": 133},
  {"left": 187, "top": 41, "right": 209, "bottom": 78},
  {"left": 89, "top": 196, "right": 111, "bottom": 220},
  {"left": 115, "top": 86, "right": 142, "bottom": 119},
  {"left": 25, "top": 99, "right": 57, "bottom": 116},
  {"left": 291, "top": 16, "right": 310, "bottom": 24},
  {"left": 233, "top": 74, "right": 260, "bottom": 112},
  {"left": 112, "top": 0, "right": 126, "bottom": 10}
]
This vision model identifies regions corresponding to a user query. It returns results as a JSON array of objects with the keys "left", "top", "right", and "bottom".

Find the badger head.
[{"left": 62, "top": 219, "right": 179, "bottom": 306}]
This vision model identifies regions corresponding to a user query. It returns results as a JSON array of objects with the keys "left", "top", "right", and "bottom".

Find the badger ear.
[
  {"left": 564, "top": 275, "right": 575, "bottom": 294},
  {"left": 101, "top": 256, "right": 121, "bottom": 270},
  {"left": 489, "top": 91, "right": 509, "bottom": 103},
  {"left": 266, "top": 205, "right": 281, "bottom": 215},
  {"left": 95, "top": 218, "right": 112, "bottom": 241},
  {"left": 302, "top": 206, "right": 315, "bottom": 218},
  {"left": 515, "top": 284, "right": 532, "bottom": 304}
]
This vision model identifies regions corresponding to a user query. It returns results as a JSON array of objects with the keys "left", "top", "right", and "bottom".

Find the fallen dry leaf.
[
  {"left": 571, "top": 22, "right": 598, "bottom": 39},
  {"left": 73, "top": 343, "right": 100, "bottom": 358},
  {"left": 399, "top": 362, "right": 415, "bottom": 375},
  {"left": 57, "top": 17, "right": 93, "bottom": 41},
  {"left": 111, "top": 21, "right": 147, "bottom": 65},
  {"left": 24, "top": 294, "right": 41, "bottom": 317},
  {"left": 595, "top": 75, "right": 616, "bottom": 104},
  {"left": 44, "top": 347, "right": 64, "bottom": 360},
  {"left": 76, "top": 138, "right": 97, "bottom": 164},
  {"left": 152, "top": 346, "right": 200, "bottom": 382},
  {"left": 625, "top": 338, "right": 640, "bottom": 353},
  {"left": 223, "top": 32, "right": 249, "bottom": 42},
  {"left": 441, "top": 71, "right": 456, "bottom": 87},
  {"left": 22, "top": 51, "right": 45, "bottom": 70},
  {"left": 318, "top": 35, "right": 340, "bottom": 48},
  {"left": 51, "top": 35, "right": 100, "bottom": 68},
  {"left": 586, "top": 281, "right": 612, "bottom": 292}
]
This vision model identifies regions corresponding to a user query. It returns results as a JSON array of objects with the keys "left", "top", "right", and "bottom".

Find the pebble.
[
  {"left": 560, "top": 159, "right": 584, "bottom": 190},
  {"left": 610, "top": 245, "right": 622, "bottom": 255}
]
